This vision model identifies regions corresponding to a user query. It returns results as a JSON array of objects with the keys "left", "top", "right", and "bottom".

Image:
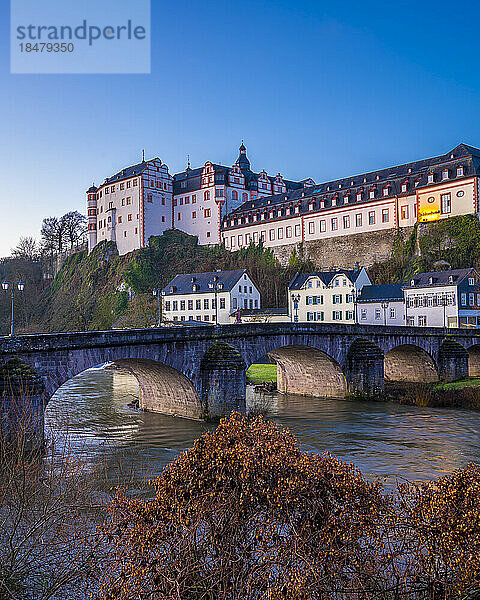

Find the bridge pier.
[
  {"left": 0, "top": 359, "right": 45, "bottom": 452},
  {"left": 345, "top": 340, "right": 384, "bottom": 395},
  {"left": 200, "top": 343, "right": 246, "bottom": 419},
  {"left": 438, "top": 341, "right": 469, "bottom": 382}
]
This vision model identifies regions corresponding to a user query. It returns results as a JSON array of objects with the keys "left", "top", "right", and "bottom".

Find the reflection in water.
[{"left": 45, "top": 366, "right": 480, "bottom": 487}]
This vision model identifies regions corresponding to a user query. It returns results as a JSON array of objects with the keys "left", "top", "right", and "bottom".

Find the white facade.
[
  {"left": 404, "top": 269, "right": 480, "bottom": 328},
  {"left": 356, "top": 284, "right": 406, "bottom": 326},
  {"left": 88, "top": 158, "right": 172, "bottom": 255},
  {"left": 221, "top": 144, "right": 480, "bottom": 253},
  {"left": 288, "top": 268, "right": 371, "bottom": 323},
  {"left": 162, "top": 270, "right": 261, "bottom": 325}
]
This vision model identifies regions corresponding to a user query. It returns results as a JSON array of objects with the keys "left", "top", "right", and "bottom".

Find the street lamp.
[
  {"left": 152, "top": 288, "right": 164, "bottom": 327},
  {"left": 210, "top": 275, "right": 221, "bottom": 325},
  {"left": 381, "top": 301, "right": 389, "bottom": 326},
  {"left": 291, "top": 294, "right": 300, "bottom": 323},
  {"left": 2, "top": 280, "right": 25, "bottom": 336}
]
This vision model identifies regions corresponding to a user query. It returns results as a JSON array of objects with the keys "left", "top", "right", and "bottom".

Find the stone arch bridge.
[{"left": 1, "top": 323, "right": 480, "bottom": 442}]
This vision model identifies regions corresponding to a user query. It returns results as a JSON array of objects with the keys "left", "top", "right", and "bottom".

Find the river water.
[{"left": 44, "top": 366, "right": 480, "bottom": 489}]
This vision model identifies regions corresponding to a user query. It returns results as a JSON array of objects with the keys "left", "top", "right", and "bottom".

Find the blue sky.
[{"left": 1, "top": 0, "right": 480, "bottom": 256}]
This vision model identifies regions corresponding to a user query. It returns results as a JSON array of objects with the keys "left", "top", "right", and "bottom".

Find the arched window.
[
  {"left": 204, "top": 190, "right": 210, "bottom": 201},
  {"left": 232, "top": 190, "right": 238, "bottom": 201},
  {"left": 242, "top": 192, "right": 248, "bottom": 201}
]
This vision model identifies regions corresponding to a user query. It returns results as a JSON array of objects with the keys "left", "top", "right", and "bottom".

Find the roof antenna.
[
  {"left": 187, "top": 154, "right": 191, "bottom": 170},
  {"left": 142, "top": 149, "right": 145, "bottom": 162}
]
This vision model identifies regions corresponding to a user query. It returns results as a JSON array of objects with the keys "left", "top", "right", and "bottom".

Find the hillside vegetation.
[{"left": 29, "top": 230, "right": 312, "bottom": 333}]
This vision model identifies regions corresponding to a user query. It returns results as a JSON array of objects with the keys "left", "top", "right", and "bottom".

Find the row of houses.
[{"left": 159, "top": 267, "right": 480, "bottom": 329}]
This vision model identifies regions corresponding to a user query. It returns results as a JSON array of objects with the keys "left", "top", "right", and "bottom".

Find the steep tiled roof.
[
  {"left": 163, "top": 269, "right": 248, "bottom": 295},
  {"left": 357, "top": 284, "right": 404, "bottom": 303},
  {"left": 403, "top": 268, "right": 476, "bottom": 288},
  {"left": 288, "top": 269, "right": 363, "bottom": 290},
  {"left": 100, "top": 160, "right": 153, "bottom": 186}
]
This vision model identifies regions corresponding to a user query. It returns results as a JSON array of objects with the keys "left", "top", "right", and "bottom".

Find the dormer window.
[
  {"left": 469, "top": 277, "right": 475, "bottom": 286},
  {"left": 218, "top": 283, "right": 223, "bottom": 289},
  {"left": 449, "top": 275, "right": 454, "bottom": 283},
  {"left": 351, "top": 180, "right": 354, "bottom": 186},
  {"left": 376, "top": 174, "right": 380, "bottom": 181},
  {"left": 269, "top": 211, "right": 273, "bottom": 218},
  {"left": 277, "top": 210, "right": 282, "bottom": 217},
  {"left": 429, "top": 277, "right": 433, "bottom": 284},
  {"left": 363, "top": 177, "right": 367, "bottom": 183},
  {"left": 192, "top": 284, "right": 199, "bottom": 291},
  {"left": 338, "top": 183, "right": 342, "bottom": 189},
  {"left": 294, "top": 206, "right": 299, "bottom": 214},
  {"left": 344, "top": 195, "right": 349, "bottom": 203},
  {"left": 408, "top": 168, "right": 412, "bottom": 173},
  {"left": 401, "top": 182, "right": 407, "bottom": 193},
  {"left": 169, "top": 286, "right": 175, "bottom": 293},
  {"left": 369, "top": 190, "right": 375, "bottom": 199},
  {"left": 442, "top": 169, "right": 449, "bottom": 180},
  {"left": 331, "top": 197, "right": 337, "bottom": 207},
  {"left": 308, "top": 203, "right": 314, "bottom": 211},
  {"left": 427, "top": 173, "right": 434, "bottom": 183},
  {"left": 286, "top": 207, "right": 291, "bottom": 215},
  {"left": 383, "top": 187, "right": 389, "bottom": 197},
  {"left": 456, "top": 166, "right": 464, "bottom": 177},
  {"left": 410, "top": 280, "right": 415, "bottom": 286},
  {"left": 356, "top": 192, "right": 362, "bottom": 201},
  {"left": 327, "top": 186, "right": 330, "bottom": 191}
]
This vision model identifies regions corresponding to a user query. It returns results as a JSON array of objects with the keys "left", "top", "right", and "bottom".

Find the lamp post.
[
  {"left": 212, "top": 276, "right": 219, "bottom": 325},
  {"left": 441, "top": 292, "right": 447, "bottom": 329},
  {"left": 152, "top": 288, "right": 164, "bottom": 327},
  {"left": 381, "top": 301, "right": 389, "bottom": 326},
  {"left": 2, "top": 280, "right": 25, "bottom": 336},
  {"left": 292, "top": 294, "right": 300, "bottom": 323}
]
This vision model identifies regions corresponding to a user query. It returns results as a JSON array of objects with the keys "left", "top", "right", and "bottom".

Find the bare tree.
[
  {"left": 11, "top": 236, "right": 39, "bottom": 262},
  {"left": 62, "top": 211, "right": 87, "bottom": 249},
  {"left": 40, "top": 217, "right": 67, "bottom": 255}
]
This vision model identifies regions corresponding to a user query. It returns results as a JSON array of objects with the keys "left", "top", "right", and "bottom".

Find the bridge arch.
[
  {"left": 267, "top": 345, "right": 346, "bottom": 398},
  {"left": 384, "top": 344, "right": 439, "bottom": 383},
  {"left": 113, "top": 359, "right": 202, "bottom": 419}
]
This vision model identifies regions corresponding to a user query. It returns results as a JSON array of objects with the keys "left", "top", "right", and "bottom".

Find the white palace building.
[
  {"left": 87, "top": 143, "right": 314, "bottom": 255},
  {"left": 87, "top": 142, "right": 480, "bottom": 257}
]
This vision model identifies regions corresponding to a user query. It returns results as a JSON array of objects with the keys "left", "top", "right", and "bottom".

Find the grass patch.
[
  {"left": 246, "top": 364, "right": 277, "bottom": 384},
  {"left": 434, "top": 377, "right": 480, "bottom": 391}
]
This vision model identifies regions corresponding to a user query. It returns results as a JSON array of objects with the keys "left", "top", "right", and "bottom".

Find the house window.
[
  {"left": 196, "top": 299, "right": 201, "bottom": 310},
  {"left": 461, "top": 293, "right": 467, "bottom": 306},
  {"left": 332, "top": 311, "right": 342, "bottom": 320},
  {"left": 173, "top": 301, "right": 178, "bottom": 311},
  {"left": 308, "top": 221, "right": 315, "bottom": 234},
  {"left": 133, "top": 179, "right": 138, "bottom": 186},
  {"left": 427, "top": 174, "right": 434, "bottom": 183},
  {"left": 331, "top": 217, "right": 338, "bottom": 231},
  {"left": 238, "top": 235, "right": 244, "bottom": 246},
  {"left": 401, "top": 183, "right": 407, "bottom": 193},
  {"left": 147, "top": 194, "right": 152, "bottom": 202},
  {"left": 204, "top": 191, "right": 210, "bottom": 201},
  {"left": 457, "top": 166, "right": 464, "bottom": 177},
  {"left": 356, "top": 213, "right": 362, "bottom": 227},
  {"left": 180, "top": 300, "right": 185, "bottom": 310},
  {"left": 441, "top": 193, "right": 451, "bottom": 214},
  {"left": 375, "top": 309, "right": 381, "bottom": 320},
  {"left": 286, "top": 226, "right": 292, "bottom": 238},
  {"left": 442, "top": 169, "right": 449, "bottom": 180},
  {"left": 469, "top": 277, "right": 475, "bottom": 286},
  {"left": 188, "top": 300, "right": 193, "bottom": 310},
  {"left": 204, "top": 208, "right": 211, "bottom": 217},
  {"left": 278, "top": 227, "right": 284, "bottom": 239},
  {"left": 192, "top": 211, "right": 196, "bottom": 218},
  {"left": 295, "top": 224, "right": 301, "bottom": 236},
  {"left": 418, "top": 316, "right": 427, "bottom": 327},
  {"left": 470, "top": 293, "right": 475, "bottom": 306},
  {"left": 356, "top": 192, "right": 362, "bottom": 201},
  {"left": 401, "top": 206, "right": 409, "bottom": 220},
  {"left": 369, "top": 190, "right": 375, "bottom": 199},
  {"left": 346, "top": 311, "right": 354, "bottom": 320},
  {"left": 343, "top": 215, "right": 350, "bottom": 228},
  {"left": 390, "top": 308, "right": 396, "bottom": 319},
  {"left": 333, "top": 294, "right": 342, "bottom": 304},
  {"left": 118, "top": 216, "right": 123, "bottom": 223},
  {"left": 128, "top": 214, "right": 132, "bottom": 221},
  {"left": 382, "top": 209, "right": 389, "bottom": 223},
  {"left": 204, "top": 299, "right": 209, "bottom": 309},
  {"left": 368, "top": 211, "right": 375, "bottom": 225},
  {"left": 269, "top": 229, "right": 275, "bottom": 241},
  {"left": 383, "top": 187, "right": 389, "bottom": 197},
  {"left": 360, "top": 308, "right": 367, "bottom": 320}
]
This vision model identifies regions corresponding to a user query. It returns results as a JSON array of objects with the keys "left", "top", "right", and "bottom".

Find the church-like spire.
[{"left": 236, "top": 140, "right": 250, "bottom": 170}]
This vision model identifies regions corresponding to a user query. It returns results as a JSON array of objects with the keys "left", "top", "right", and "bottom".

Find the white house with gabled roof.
[
  {"left": 287, "top": 268, "right": 371, "bottom": 323},
  {"left": 162, "top": 269, "right": 260, "bottom": 324}
]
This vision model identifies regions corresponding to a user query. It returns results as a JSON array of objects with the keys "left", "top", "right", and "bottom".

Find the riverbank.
[
  {"left": 246, "top": 363, "right": 277, "bottom": 384},
  {"left": 386, "top": 379, "right": 480, "bottom": 410}
]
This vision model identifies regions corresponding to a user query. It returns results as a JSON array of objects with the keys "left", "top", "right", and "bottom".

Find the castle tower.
[{"left": 86, "top": 184, "right": 98, "bottom": 252}]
